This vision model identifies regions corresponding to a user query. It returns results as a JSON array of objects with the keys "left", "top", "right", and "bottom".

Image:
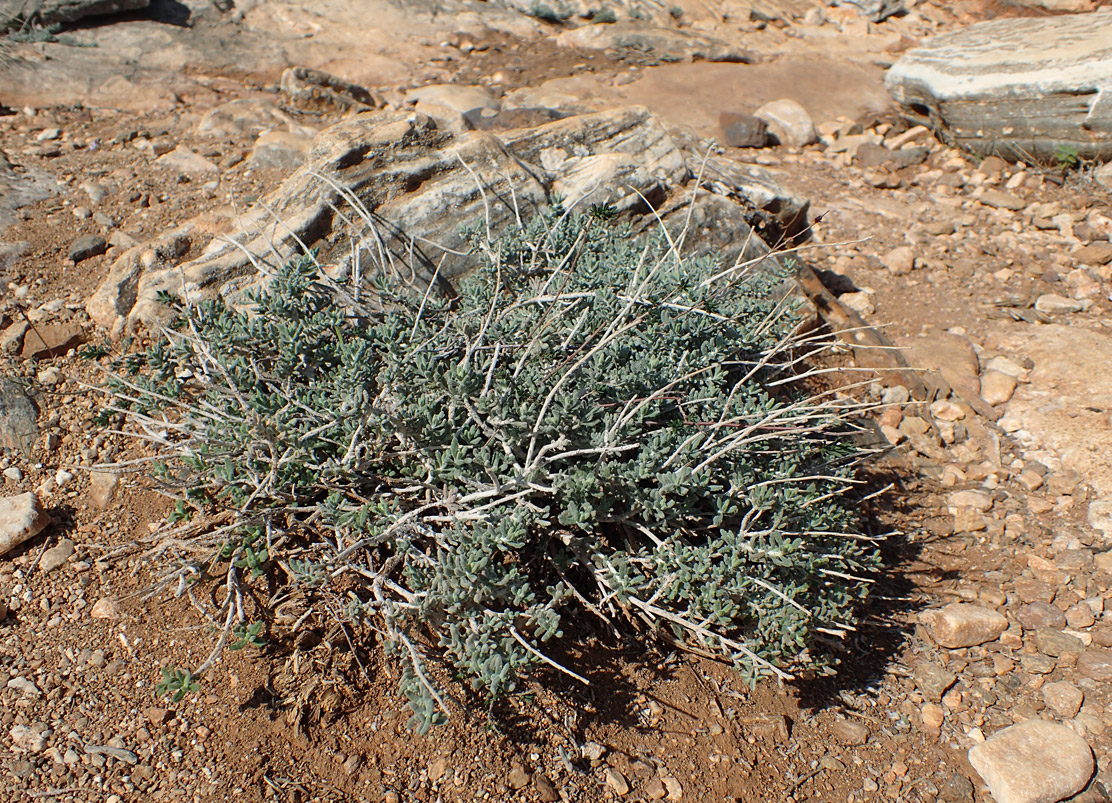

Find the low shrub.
[{"left": 105, "top": 204, "right": 880, "bottom": 732}]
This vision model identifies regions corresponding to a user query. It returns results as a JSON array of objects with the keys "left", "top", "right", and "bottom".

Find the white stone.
[
  {"left": 948, "top": 490, "right": 993, "bottom": 513},
  {"left": 980, "top": 370, "right": 1018, "bottom": 405},
  {"left": 9, "top": 724, "right": 45, "bottom": 753},
  {"left": 754, "top": 99, "right": 818, "bottom": 148},
  {"left": 922, "top": 603, "right": 1008, "bottom": 648},
  {"left": 886, "top": 15, "right": 1112, "bottom": 161},
  {"left": 1043, "top": 682, "right": 1084, "bottom": 718},
  {"left": 405, "top": 84, "right": 499, "bottom": 115},
  {"left": 0, "top": 493, "right": 50, "bottom": 556},
  {"left": 968, "top": 720, "right": 1093, "bottom": 803},
  {"left": 1035, "top": 294, "right": 1084, "bottom": 315}
]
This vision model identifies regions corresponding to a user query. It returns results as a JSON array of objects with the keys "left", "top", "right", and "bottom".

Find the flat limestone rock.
[
  {"left": 885, "top": 13, "right": 1112, "bottom": 161},
  {"left": 87, "top": 106, "right": 797, "bottom": 334},
  {"left": 969, "top": 720, "right": 1093, "bottom": 803},
  {"left": 0, "top": 0, "right": 148, "bottom": 28}
]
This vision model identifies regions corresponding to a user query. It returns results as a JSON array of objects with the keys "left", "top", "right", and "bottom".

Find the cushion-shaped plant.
[{"left": 108, "top": 204, "right": 880, "bottom": 732}]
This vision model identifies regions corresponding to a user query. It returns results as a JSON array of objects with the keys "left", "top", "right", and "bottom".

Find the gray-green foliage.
[{"left": 108, "top": 205, "right": 879, "bottom": 733}]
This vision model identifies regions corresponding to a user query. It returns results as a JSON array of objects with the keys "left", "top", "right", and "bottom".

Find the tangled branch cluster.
[{"left": 105, "top": 205, "right": 880, "bottom": 731}]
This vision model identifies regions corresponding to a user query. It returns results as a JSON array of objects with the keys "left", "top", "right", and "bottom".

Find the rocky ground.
[{"left": 2, "top": 1, "right": 1112, "bottom": 802}]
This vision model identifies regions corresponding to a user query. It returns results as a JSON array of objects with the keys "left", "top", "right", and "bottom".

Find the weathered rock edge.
[
  {"left": 885, "top": 13, "right": 1112, "bottom": 161},
  {"left": 87, "top": 105, "right": 806, "bottom": 334}
]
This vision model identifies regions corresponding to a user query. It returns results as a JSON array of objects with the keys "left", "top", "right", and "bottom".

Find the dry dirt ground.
[{"left": 2, "top": 3, "right": 1112, "bottom": 803}]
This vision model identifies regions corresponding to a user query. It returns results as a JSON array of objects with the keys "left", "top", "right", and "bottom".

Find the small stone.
[
  {"left": 882, "top": 245, "right": 916, "bottom": 275},
  {"left": 1022, "top": 654, "right": 1057, "bottom": 674},
  {"left": 155, "top": 146, "right": 219, "bottom": 176},
  {"left": 1035, "top": 628, "right": 1083, "bottom": 657},
  {"left": 7, "top": 677, "right": 40, "bottom": 696},
  {"left": 979, "top": 189, "right": 1025, "bottom": 211},
  {"left": 1018, "top": 602, "right": 1066, "bottom": 631},
  {"left": 1034, "top": 294, "right": 1084, "bottom": 315},
  {"left": 507, "top": 763, "right": 530, "bottom": 790},
  {"left": 90, "top": 597, "right": 119, "bottom": 619},
  {"left": 922, "top": 603, "right": 1008, "bottom": 648},
  {"left": 36, "top": 366, "right": 62, "bottom": 386},
  {"left": 428, "top": 757, "right": 447, "bottom": 783},
  {"left": 2, "top": 467, "right": 21, "bottom": 482},
  {"left": 980, "top": 370, "right": 1018, "bottom": 405},
  {"left": 718, "top": 111, "right": 768, "bottom": 148},
  {"left": 968, "top": 720, "right": 1093, "bottom": 803},
  {"left": 1043, "top": 682, "right": 1084, "bottom": 718},
  {"left": 1077, "top": 649, "right": 1112, "bottom": 681},
  {"left": 1072, "top": 242, "right": 1112, "bottom": 266},
  {"left": 753, "top": 99, "right": 817, "bottom": 147},
  {"left": 930, "top": 399, "right": 966, "bottom": 421},
  {"left": 342, "top": 753, "right": 361, "bottom": 776},
  {"left": 534, "top": 773, "right": 559, "bottom": 802},
  {"left": 144, "top": 707, "right": 174, "bottom": 725},
  {"left": 79, "top": 180, "right": 109, "bottom": 204},
  {"left": 89, "top": 472, "right": 119, "bottom": 509},
  {"left": 0, "top": 492, "right": 50, "bottom": 556},
  {"left": 938, "top": 773, "right": 975, "bottom": 803},
  {"left": 921, "top": 702, "right": 945, "bottom": 729},
  {"left": 645, "top": 778, "right": 667, "bottom": 800},
  {"left": 19, "top": 322, "right": 84, "bottom": 360},
  {"left": 1016, "top": 470, "right": 1043, "bottom": 491},
  {"left": 914, "top": 662, "right": 957, "bottom": 702},
  {"left": 948, "top": 490, "right": 993, "bottom": 512},
  {"left": 604, "top": 768, "right": 630, "bottom": 796},
  {"left": 1066, "top": 604, "right": 1096, "bottom": 629},
  {"left": 68, "top": 234, "right": 107, "bottom": 263},
  {"left": 38, "top": 538, "right": 75, "bottom": 573},
  {"left": 581, "top": 741, "right": 606, "bottom": 762},
  {"left": 662, "top": 776, "right": 682, "bottom": 801},
  {"left": 10, "top": 724, "right": 46, "bottom": 753},
  {"left": 954, "top": 508, "right": 987, "bottom": 533},
  {"left": 832, "top": 719, "right": 869, "bottom": 745}
]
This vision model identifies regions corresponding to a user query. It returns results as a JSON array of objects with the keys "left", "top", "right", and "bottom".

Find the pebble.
[
  {"left": 2, "top": 466, "right": 21, "bottom": 482},
  {"left": 718, "top": 111, "right": 768, "bottom": 148},
  {"left": 79, "top": 180, "right": 109, "bottom": 204},
  {"left": 67, "top": 234, "right": 108, "bottom": 263},
  {"left": 1034, "top": 294, "right": 1084, "bottom": 315},
  {"left": 930, "top": 399, "right": 965, "bottom": 421},
  {"left": 428, "top": 757, "right": 447, "bottom": 783},
  {"left": 832, "top": 719, "right": 869, "bottom": 745},
  {"left": 922, "top": 603, "right": 1007, "bottom": 648},
  {"left": 39, "top": 538, "right": 75, "bottom": 573},
  {"left": 604, "top": 767, "right": 630, "bottom": 795},
  {"left": 753, "top": 98, "right": 817, "bottom": 147},
  {"left": 1072, "top": 242, "right": 1112, "bottom": 265},
  {"left": 535, "top": 773, "right": 560, "bottom": 802},
  {"left": 0, "top": 492, "right": 50, "bottom": 556},
  {"left": 978, "top": 189, "right": 1025, "bottom": 211},
  {"left": 948, "top": 490, "right": 993, "bottom": 512},
  {"left": 921, "top": 702, "right": 945, "bottom": 729},
  {"left": 914, "top": 662, "right": 956, "bottom": 702},
  {"left": 938, "top": 773, "right": 975, "bottom": 803},
  {"left": 1043, "top": 682, "right": 1084, "bottom": 718},
  {"left": 90, "top": 597, "right": 119, "bottom": 619},
  {"left": 1018, "top": 602, "right": 1066, "bottom": 631},
  {"left": 507, "top": 763, "right": 530, "bottom": 790},
  {"left": 10, "top": 724, "right": 46, "bottom": 753},
  {"left": 8, "top": 677, "right": 40, "bottom": 696},
  {"left": 1077, "top": 649, "right": 1112, "bottom": 681},
  {"left": 1035, "top": 628, "right": 1081, "bottom": 658},
  {"left": 968, "top": 720, "right": 1093, "bottom": 803},
  {"left": 882, "top": 245, "right": 916, "bottom": 275},
  {"left": 980, "top": 370, "right": 1017, "bottom": 405}
]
